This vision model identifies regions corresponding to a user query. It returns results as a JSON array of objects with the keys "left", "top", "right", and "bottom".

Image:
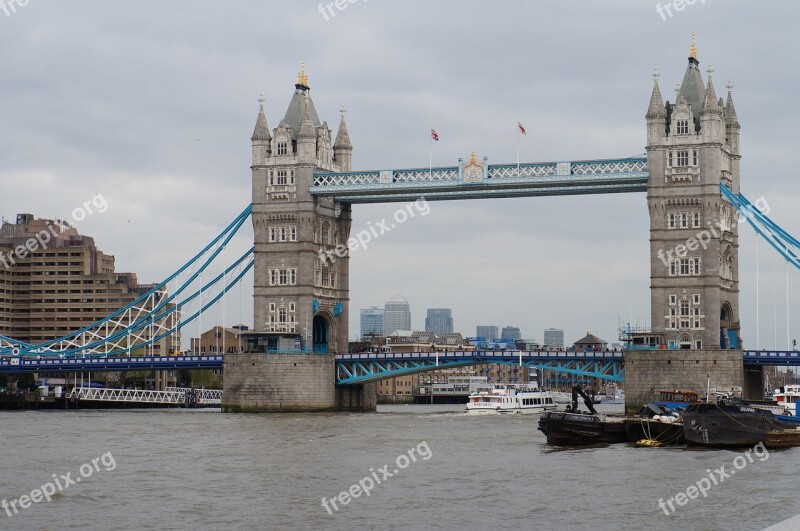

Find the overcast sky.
[{"left": 2, "top": 1, "right": 799, "bottom": 349}]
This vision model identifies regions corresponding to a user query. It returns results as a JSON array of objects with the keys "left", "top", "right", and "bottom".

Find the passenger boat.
[
  {"left": 683, "top": 402, "right": 800, "bottom": 448},
  {"left": 465, "top": 384, "right": 557, "bottom": 415},
  {"left": 537, "top": 386, "right": 628, "bottom": 445},
  {"left": 773, "top": 384, "right": 800, "bottom": 415}
]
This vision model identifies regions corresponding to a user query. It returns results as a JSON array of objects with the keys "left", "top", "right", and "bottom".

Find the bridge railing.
[{"left": 335, "top": 350, "right": 625, "bottom": 361}]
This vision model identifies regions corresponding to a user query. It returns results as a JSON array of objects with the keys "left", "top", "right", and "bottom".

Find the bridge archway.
[
  {"left": 720, "top": 302, "right": 735, "bottom": 349},
  {"left": 313, "top": 313, "right": 332, "bottom": 354}
]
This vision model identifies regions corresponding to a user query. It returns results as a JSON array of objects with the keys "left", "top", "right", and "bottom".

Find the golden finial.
[
  {"left": 468, "top": 151, "right": 479, "bottom": 164},
  {"left": 296, "top": 61, "right": 309, "bottom": 87},
  {"left": 689, "top": 33, "right": 697, "bottom": 60}
]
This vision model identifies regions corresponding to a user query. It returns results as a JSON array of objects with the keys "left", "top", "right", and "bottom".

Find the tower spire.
[
  {"left": 251, "top": 94, "right": 271, "bottom": 142},
  {"left": 689, "top": 33, "right": 698, "bottom": 61},
  {"left": 701, "top": 64, "right": 721, "bottom": 114},
  {"left": 646, "top": 68, "right": 667, "bottom": 119}
]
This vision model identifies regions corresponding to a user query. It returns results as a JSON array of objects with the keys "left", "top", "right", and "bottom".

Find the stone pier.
[
  {"left": 624, "top": 349, "right": 744, "bottom": 414},
  {"left": 221, "top": 353, "right": 376, "bottom": 413}
]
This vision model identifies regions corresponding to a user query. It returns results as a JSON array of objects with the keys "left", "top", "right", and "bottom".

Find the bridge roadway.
[{"left": 1, "top": 351, "right": 797, "bottom": 384}]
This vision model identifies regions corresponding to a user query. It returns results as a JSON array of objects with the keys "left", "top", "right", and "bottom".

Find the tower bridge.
[{"left": 4, "top": 40, "right": 792, "bottom": 413}]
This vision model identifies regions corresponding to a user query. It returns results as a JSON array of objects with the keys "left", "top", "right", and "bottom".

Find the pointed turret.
[
  {"left": 251, "top": 96, "right": 271, "bottom": 142},
  {"left": 251, "top": 96, "right": 271, "bottom": 166},
  {"left": 297, "top": 95, "right": 317, "bottom": 163},
  {"left": 334, "top": 104, "right": 353, "bottom": 171},
  {"left": 725, "top": 82, "right": 740, "bottom": 128},
  {"left": 725, "top": 81, "right": 741, "bottom": 155},
  {"left": 701, "top": 66, "right": 721, "bottom": 115},
  {"left": 646, "top": 71, "right": 667, "bottom": 119}
]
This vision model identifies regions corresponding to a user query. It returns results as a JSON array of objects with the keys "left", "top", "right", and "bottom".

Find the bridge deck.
[{"left": 312, "top": 157, "right": 649, "bottom": 203}]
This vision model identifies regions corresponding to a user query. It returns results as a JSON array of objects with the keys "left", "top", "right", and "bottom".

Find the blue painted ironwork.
[
  {"left": 312, "top": 157, "right": 648, "bottom": 203},
  {"left": 0, "top": 355, "right": 225, "bottom": 373},
  {"left": 0, "top": 205, "right": 254, "bottom": 358},
  {"left": 742, "top": 350, "right": 800, "bottom": 365},
  {"left": 334, "top": 351, "right": 625, "bottom": 385}
]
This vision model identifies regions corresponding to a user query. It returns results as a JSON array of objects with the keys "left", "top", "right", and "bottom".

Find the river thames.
[{"left": 1, "top": 404, "right": 797, "bottom": 530}]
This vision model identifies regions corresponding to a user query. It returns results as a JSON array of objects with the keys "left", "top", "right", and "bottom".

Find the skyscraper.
[
  {"left": 501, "top": 326, "right": 521, "bottom": 341},
  {"left": 543, "top": 328, "right": 564, "bottom": 348},
  {"left": 360, "top": 307, "right": 384, "bottom": 338},
  {"left": 476, "top": 326, "right": 498, "bottom": 341},
  {"left": 384, "top": 294, "right": 411, "bottom": 334},
  {"left": 425, "top": 308, "right": 453, "bottom": 336}
]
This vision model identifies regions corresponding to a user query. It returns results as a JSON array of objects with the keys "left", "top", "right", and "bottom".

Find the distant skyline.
[{"left": 1, "top": 3, "right": 798, "bottom": 349}]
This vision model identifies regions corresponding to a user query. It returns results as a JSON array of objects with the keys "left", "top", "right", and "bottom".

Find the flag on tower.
[
  {"left": 430, "top": 129, "right": 439, "bottom": 141},
  {"left": 518, "top": 122, "right": 526, "bottom": 135}
]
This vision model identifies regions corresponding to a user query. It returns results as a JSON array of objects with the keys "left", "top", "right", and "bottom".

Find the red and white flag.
[
  {"left": 430, "top": 129, "right": 439, "bottom": 141},
  {"left": 518, "top": 122, "right": 526, "bottom": 135}
]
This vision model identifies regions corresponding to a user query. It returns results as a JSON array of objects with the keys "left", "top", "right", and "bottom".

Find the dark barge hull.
[
  {"left": 623, "top": 418, "right": 685, "bottom": 444},
  {"left": 683, "top": 403, "right": 798, "bottom": 448},
  {"left": 538, "top": 411, "right": 628, "bottom": 445}
]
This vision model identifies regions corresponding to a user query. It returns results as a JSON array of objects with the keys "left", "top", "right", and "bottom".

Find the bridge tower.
[
  {"left": 627, "top": 39, "right": 746, "bottom": 410},
  {"left": 646, "top": 39, "right": 741, "bottom": 350},
  {"left": 223, "top": 65, "right": 374, "bottom": 412}
]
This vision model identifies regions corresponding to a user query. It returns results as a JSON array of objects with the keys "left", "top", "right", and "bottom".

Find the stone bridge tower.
[
  {"left": 223, "top": 65, "right": 374, "bottom": 412},
  {"left": 645, "top": 39, "right": 742, "bottom": 351},
  {"left": 248, "top": 65, "right": 352, "bottom": 355},
  {"left": 627, "top": 39, "right": 746, "bottom": 411}
]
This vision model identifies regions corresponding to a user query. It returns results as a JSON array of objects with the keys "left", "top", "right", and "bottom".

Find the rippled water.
[{"left": 0, "top": 404, "right": 798, "bottom": 530}]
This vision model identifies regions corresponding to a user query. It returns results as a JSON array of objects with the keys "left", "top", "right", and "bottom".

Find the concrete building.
[
  {"left": 384, "top": 294, "right": 411, "bottom": 335},
  {"left": 543, "top": 328, "right": 564, "bottom": 348},
  {"left": 0, "top": 213, "right": 179, "bottom": 354},
  {"left": 190, "top": 325, "right": 249, "bottom": 354},
  {"left": 425, "top": 308, "right": 453, "bottom": 336},
  {"left": 360, "top": 306, "right": 384, "bottom": 339},
  {"left": 501, "top": 326, "right": 521, "bottom": 341},
  {"left": 476, "top": 326, "right": 498, "bottom": 341}
]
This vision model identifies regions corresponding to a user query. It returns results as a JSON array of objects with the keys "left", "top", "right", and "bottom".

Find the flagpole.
[
  {"left": 516, "top": 125, "right": 520, "bottom": 176},
  {"left": 429, "top": 125, "right": 432, "bottom": 176}
]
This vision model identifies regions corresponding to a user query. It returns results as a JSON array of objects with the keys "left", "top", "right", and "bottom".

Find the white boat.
[
  {"left": 774, "top": 384, "right": 800, "bottom": 415},
  {"left": 465, "top": 384, "right": 558, "bottom": 415}
]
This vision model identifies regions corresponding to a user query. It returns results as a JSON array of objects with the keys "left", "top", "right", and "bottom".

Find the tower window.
[
  {"left": 693, "top": 150, "right": 698, "bottom": 165},
  {"left": 679, "top": 258, "right": 690, "bottom": 276},
  {"left": 668, "top": 152, "right": 673, "bottom": 167},
  {"left": 276, "top": 170, "right": 287, "bottom": 185},
  {"left": 669, "top": 295, "right": 677, "bottom": 305},
  {"left": 667, "top": 213, "right": 676, "bottom": 229},
  {"left": 277, "top": 143, "right": 288, "bottom": 156},
  {"left": 676, "top": 120, "right": 689, "bottom": 135},
  {"left": 669, "top": 259, "right": 677, "bottom": 276},
  {"left": 692, "top": 294, "right": 700, "bottom": 305},
  {"left": 268, "top": 267, "right": 297, "bottom": 286},
  {"left": 692, "top": 212, "right": 701, "bottom": 228},
  {"left": 691, "top": 257, "right": 702, "bottom": 275},
  {"left": 677, "top": 151, "right": 689, "bottom": 166},
  {"left": 680, "top": 212, "right": 688, "bottom": 228}
]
